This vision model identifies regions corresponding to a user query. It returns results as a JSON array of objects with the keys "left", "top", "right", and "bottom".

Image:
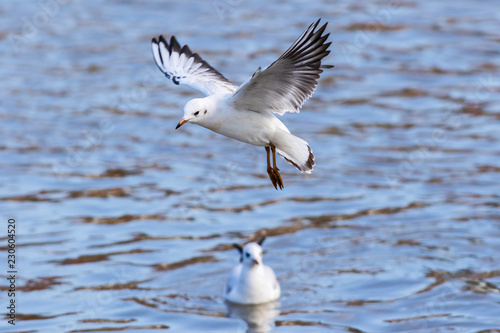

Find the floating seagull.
[
  {"left": 151, "top": 19, "right": 332, "bottom": 189},
  {"left": 225, "top": 237, "right": 280, "bottom": 305}
]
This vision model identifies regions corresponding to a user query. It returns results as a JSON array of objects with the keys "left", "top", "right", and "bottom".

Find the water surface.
[{"left": 1, "top": 0, "right": 499, "bottom": 332}]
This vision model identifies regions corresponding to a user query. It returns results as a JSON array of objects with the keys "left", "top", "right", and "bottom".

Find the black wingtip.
[
  {"left": 257, "top": 236, "right": 266, "bottom": 246},
  {"left": 233, "top": 243, "right": 243, "bottom": 254},
  {"left": 311, "top": 18, "right": 328, "bottom": 32},
  {"left": 169, "top": 36, "right": 181, "bottom": 53},
  {"left": 317, "top": 18, "right": 328, "bottom": 27},
  {"left": 158, "top": 35, "right": 169, "bottom": 47},
  {"left": 180, "top": 44, "right": 193, "bottom": 58},
  {"left": 311, "top": 18, "right": 321, "bottom": 29}
]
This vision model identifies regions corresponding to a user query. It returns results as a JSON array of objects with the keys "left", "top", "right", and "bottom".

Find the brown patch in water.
[
  {"left": 394, "top": 239, "right": 421, "bottom": 246},
  {"left": 16, "top": 312, "right": 77, "bottom": 321},
  {"left": 276, "top": 319, "right": 330, "bottom": 327},
  {"left": 477, "top": 165, "right": 500, "bottom": 173},
  {"left": 75, "top": 280, "right": 150, "bottom": 291},
  {"left": 1, "top": 194, "right": 53, "bottom": 202},
  {"left": 380, "top": 88, "right": 428, "bottom": 97},
  {"left": 341, "top": 98, "right": 369, "bottom": 105},
  {"left": 318, "top": 126, "right": 346, "bottom": 136},
  {"left": 418, "top": 269, "right": 500, "bottom": 294},
  {"left": 90, "top": 232, "right": 221, "bottom": 248},
  {"left": 56, "top": 249, "right": 153, "bottom": 265},
  {"left": 99, "top": 168, "right": 142, "bottom": 178},
  {"left": 385, "top": 313, "right": 449, "bottom": 323},
  {"left": 155, "top": 255, "right": 217, "bottom": 271},
  {"left": 197, "top": 196, "right": 360, "bottom": 213},
  {"left": 124, "top": 297, "right": 159, "bottom": 309},
  {"left": 78, "top": 214, "right": 165, "bottom": 224},
  {"left": 344, "top": 23, "right": 406, "bottom": 32},
  {"left": 289, "top": 202, "right": 428, "bottom": 225},
  {"left": 346, "top": 299, "right": 381, "bottom": 306},
  {"left": 81, "top": 319, "right": 135, "bottom": 323},
  {"left": 68, "top": 324, "right": 169, "bottom": 332},
  {"left": 69, "top": 187, "right": 129, "bottom": 198},
  {"left": 87, "top": 64, "right": 102, "bottom": 73},
  {"left": 0, "top": 276, "right": 65, "bottom": 292}
]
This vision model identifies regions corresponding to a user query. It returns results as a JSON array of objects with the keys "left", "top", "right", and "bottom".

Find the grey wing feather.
[{"left": 230, "top": 19, "right": 332, "bottom": 115}]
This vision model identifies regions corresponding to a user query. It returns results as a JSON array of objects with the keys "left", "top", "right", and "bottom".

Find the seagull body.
[
  {"left": 188, "top": 94, "right": 291, "bottom": 147},
  {"left": 151, "top": 19, "right": 332, "bottom": 189},
  {"left": 225, "top": 237, "right": 280, "bottom": 305}
]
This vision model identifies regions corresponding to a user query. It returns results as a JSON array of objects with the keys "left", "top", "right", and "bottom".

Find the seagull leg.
[
  {"left": 266, "top": 146, "right": 278, "bottom": 189},
  {"left": 270, "top": 143, "right": 284, "bottom": 190}
]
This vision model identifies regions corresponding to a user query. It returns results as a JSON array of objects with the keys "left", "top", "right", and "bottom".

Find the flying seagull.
[
  {"left": 225, "top": 237, "right": 280, "bottom": 305},
  {"left": 151, "top": 19, "right": 332, "bottom": 189}
]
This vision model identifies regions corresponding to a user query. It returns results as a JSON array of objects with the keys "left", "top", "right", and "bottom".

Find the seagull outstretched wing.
[
  {"left": 151, "top": 36, "right": 238, "bottom": 96},
  {"left": 229, "top": 19, "right": 332, "bottom": 115}
]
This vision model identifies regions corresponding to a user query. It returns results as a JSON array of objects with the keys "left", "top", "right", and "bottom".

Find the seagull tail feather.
[{"left": 274, "top": 130, "right": 315, "bottom": 173}]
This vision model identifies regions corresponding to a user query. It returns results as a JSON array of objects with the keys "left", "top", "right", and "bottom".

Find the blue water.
[{"left": 1, "top": 0, "right": 499, "bottom": 332}]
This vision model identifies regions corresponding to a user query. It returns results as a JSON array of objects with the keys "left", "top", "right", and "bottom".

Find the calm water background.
[{"left": 1, "top": 0, "right": 500, "bottom": 332}]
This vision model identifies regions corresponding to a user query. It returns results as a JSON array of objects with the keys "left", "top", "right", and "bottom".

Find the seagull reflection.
[{"left": 226, "top": 300, "right": 280, "bottom": 333}]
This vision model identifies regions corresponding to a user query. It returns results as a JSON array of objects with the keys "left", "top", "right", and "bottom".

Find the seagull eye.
[
  {"left": 245, "top": 252, "right": 250, "bottom": 258},
  {"left": 194, "top": 111, "right": 199, "bottom": 116},
  {"left": 204, "top": 110, "right": 207, "bottom": 114}
]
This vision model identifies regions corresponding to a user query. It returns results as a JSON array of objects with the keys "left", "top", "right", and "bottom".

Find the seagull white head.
[
  {"left": 233, "top": 237, "right": 266, "bottom": 267},
  {"left": 176, "top": 98, "right": 209, "bottom": 129}
]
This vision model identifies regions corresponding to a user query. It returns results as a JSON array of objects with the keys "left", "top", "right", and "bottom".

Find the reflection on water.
[
  {"left": 226, "top": 301, "right": 280, "bottom": 333},
  {"left": 1, "top": 0, "right": 500, "bottom": 332}
]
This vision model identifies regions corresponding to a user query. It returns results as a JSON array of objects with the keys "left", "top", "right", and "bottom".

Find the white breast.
[{"left": 202, "top": 97, "right": 290, "bottom": 147}]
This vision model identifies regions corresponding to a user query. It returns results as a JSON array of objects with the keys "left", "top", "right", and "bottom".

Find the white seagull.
[
  {"left": 151, "top": 19, "right": 332, "bottom": 189},
  {"left": 225, "top": 237, "right": 280, "bottom": 305}
]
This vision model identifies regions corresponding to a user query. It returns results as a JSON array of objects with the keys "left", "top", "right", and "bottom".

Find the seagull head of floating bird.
[
  {"left": 176, "top": 98, "right": 210, "bottom": 129},
  {"left": 233, "top": 237, "right": 266, "bottom": 267}
]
